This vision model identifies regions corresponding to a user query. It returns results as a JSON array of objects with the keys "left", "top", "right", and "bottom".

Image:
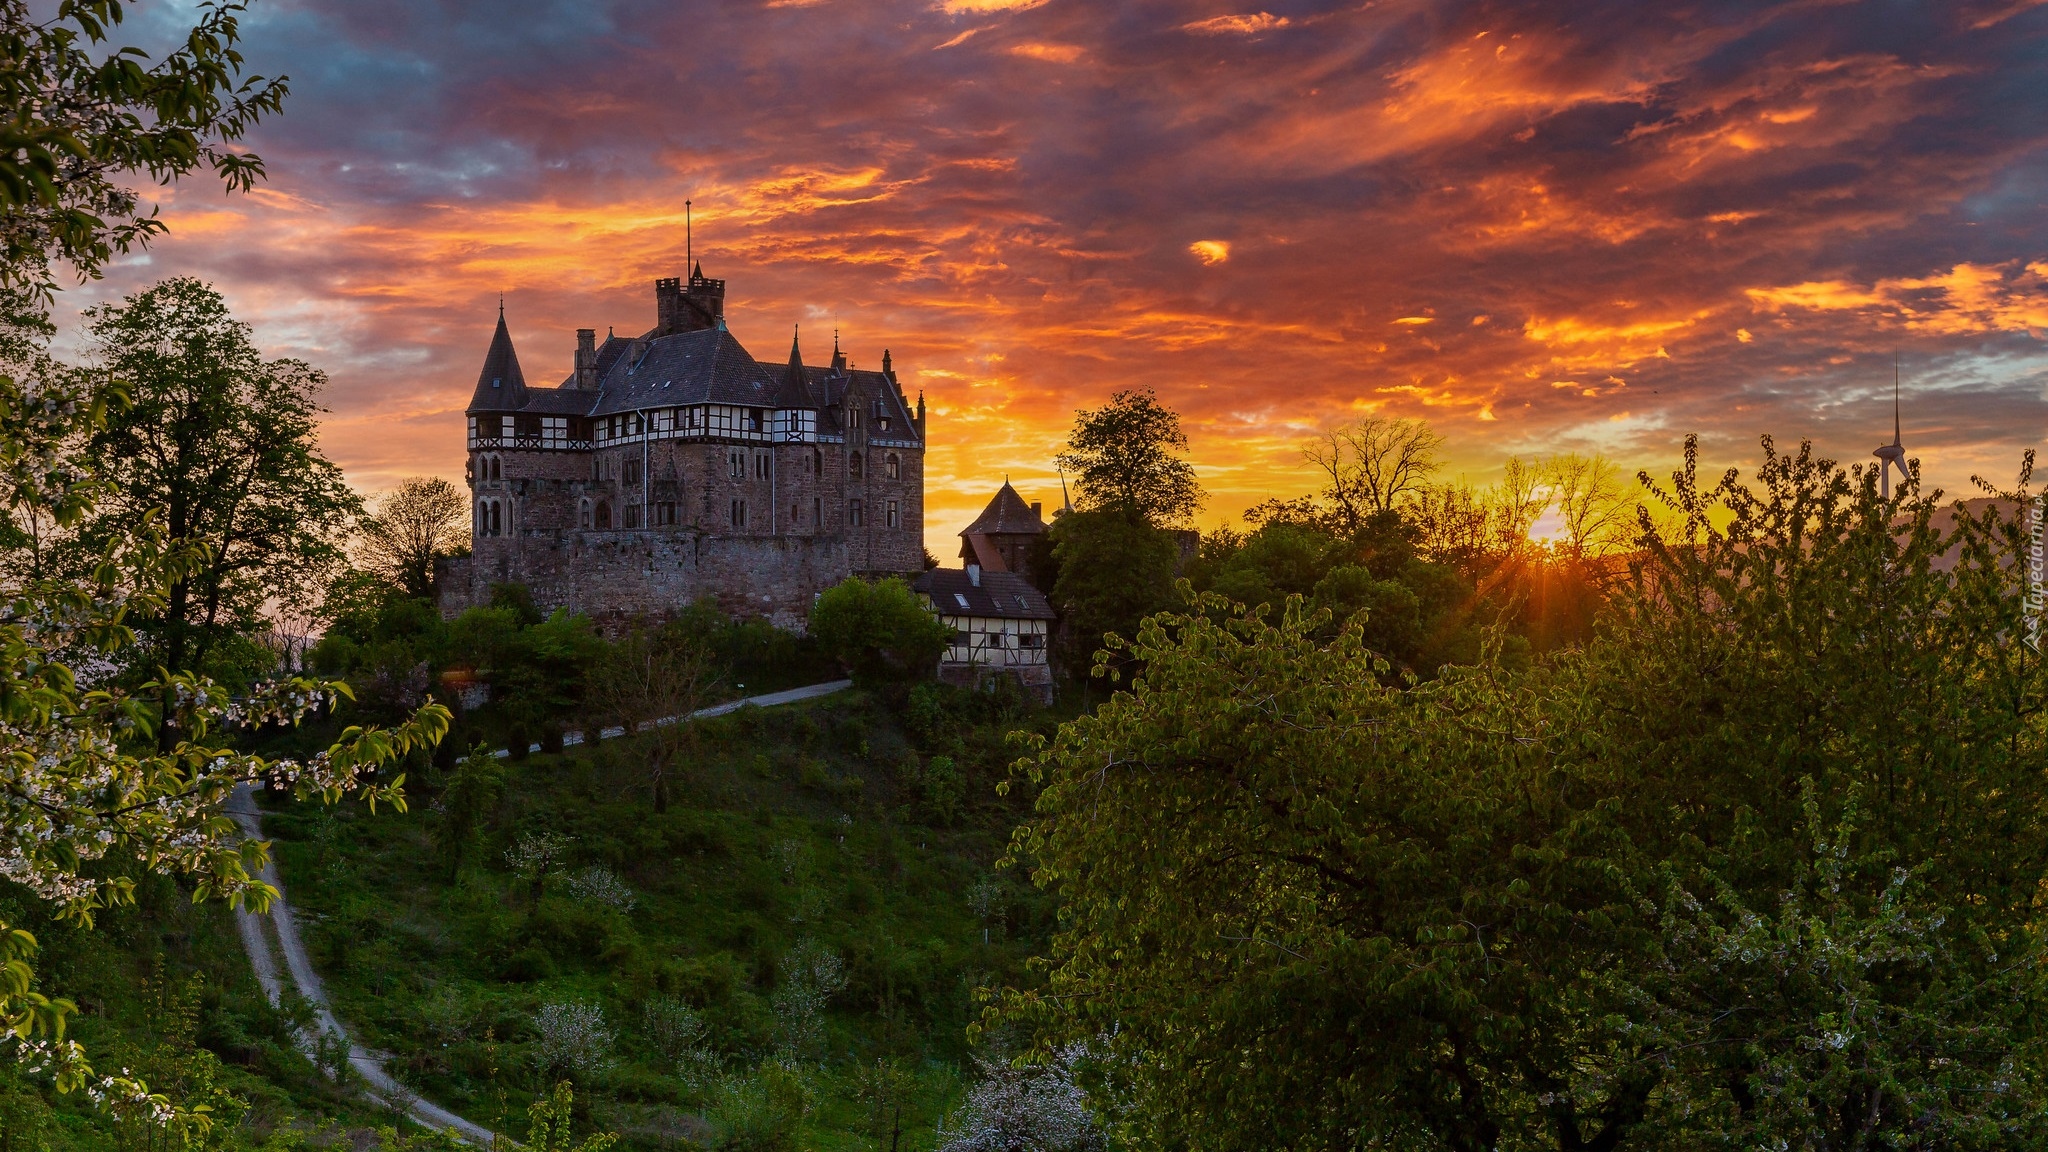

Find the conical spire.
[{"left": 468, "top": 306, "right": 529, "bottom": 412}]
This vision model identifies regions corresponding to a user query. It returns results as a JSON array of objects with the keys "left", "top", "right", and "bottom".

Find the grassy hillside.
[{"left": 258, "top": 682, "right": 1057, "bottom": 1150}]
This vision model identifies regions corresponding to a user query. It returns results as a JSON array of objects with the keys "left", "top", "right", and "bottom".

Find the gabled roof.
[
  {"left": 467, "top": 311, "right": 528, "bottom": 412},
  {"left": 588, "top": 326, "right": 782, "bottom": 416},
  {"left": 961, "top": 482, "right": 1046, "bottom": 537},
  {"left": 913, "top": 569, "right": 1056, "bottom": 621},
  {"left": 464, "top": 292, "right": 924, "bottom": 434}
]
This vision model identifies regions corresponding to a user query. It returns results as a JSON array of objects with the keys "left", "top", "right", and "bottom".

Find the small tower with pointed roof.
[{"left": 959, "top": 481, "right": 1048, "bottom": 581}]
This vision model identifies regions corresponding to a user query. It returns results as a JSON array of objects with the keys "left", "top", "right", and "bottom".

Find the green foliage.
[
  {"left": 0, "top": 1, "right": 288, "bottom": 293},
  {"left": 80, "top": 276, "right": 360, "bottom": 681},
  {"left": 811, "top": 577, "right": 952, "bottom": 686},
  {"left": 1053, "top": 388, "right": 1203, "bottom": 527},
  {"left": 1047, "top": 510, "right": 1177, "bottom": 677},
  {"left": 517, "top": 1081, "right": 616, "bottom": 1152},
  {"left": 1000, "top": 440, "right": 2048, "bottom": 1150}
]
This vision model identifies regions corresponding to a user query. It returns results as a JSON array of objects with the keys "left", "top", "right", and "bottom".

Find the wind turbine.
[{"left": 1872, "top": 356, "right": 1906, "bottom": 499}]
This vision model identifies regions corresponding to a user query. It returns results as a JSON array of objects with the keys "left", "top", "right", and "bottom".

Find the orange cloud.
[
  {"left": 1182, "top": 13, "right": 1290, "bottom": 35},
  {"left": 1747, "top": 261, "right": 2048, "bottom": 337}
]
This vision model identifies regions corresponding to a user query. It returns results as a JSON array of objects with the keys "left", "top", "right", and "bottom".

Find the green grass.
[{"left": 260, "top": 684, "right": 1056, "bottom": 1151}]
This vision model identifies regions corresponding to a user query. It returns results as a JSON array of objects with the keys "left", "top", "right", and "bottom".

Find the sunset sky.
[{"left": 56, "top": 0, "right": 2048, "bottom": 547}]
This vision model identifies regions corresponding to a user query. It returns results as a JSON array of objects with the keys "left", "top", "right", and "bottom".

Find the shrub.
[
  {"left": 533, "top": 1001, "right": 616, "bottom": 1080},
  {"left": 809, "top": 577, "right": 951, "bottom": 686}
]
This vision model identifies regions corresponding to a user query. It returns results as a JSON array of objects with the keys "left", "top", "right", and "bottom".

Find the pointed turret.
[{"left": 467, "top": 306, "right": 528, "bottom": 412}]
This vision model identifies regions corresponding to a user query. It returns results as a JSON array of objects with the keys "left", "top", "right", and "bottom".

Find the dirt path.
[{"left": 229, "top": 678, "right": 855, "bottom": 1143}]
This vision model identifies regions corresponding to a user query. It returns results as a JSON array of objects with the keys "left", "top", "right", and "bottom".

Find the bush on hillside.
[{"left": 810, "top": 577, "right": 951, "bottom": 687}]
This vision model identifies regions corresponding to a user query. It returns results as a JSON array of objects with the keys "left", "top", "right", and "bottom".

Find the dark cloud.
[{"left": 67, "top": 0, "right": 2048, "bottom": 533}]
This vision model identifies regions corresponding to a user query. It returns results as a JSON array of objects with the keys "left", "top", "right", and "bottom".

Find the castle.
[{"left": 437, "top": 266, "right": 927, "bottom": 628}]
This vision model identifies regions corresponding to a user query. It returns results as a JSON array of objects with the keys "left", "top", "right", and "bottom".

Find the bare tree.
[
  {"left": 1409, "top": 481, "right": 1490, "bottom": 566},
  {"left": 356, "top": 476, "right": 467, "bottom": 600},
  {"left": 1542, "top": 453, "right": 1636, "bottom": 559},
  {"left": 593, "top": 628, "right": 719, "bottom": 811},
  {"left": 1487, "top": 456, "right": 1548, "bottom": 560},
  {"left": 1304, "top": 416, "right": 1444, "bottom": 532}
]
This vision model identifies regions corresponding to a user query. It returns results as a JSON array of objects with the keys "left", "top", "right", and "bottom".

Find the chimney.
[
  {"left": 967, "top": 563, "right": 981, "bottom": 588},
  {"left": 1030, "top": 501, "right": 1042, "bottom": 519},
  {"left": 575, "top": 328, "right": 597, "bottom": 389},
  {"left": 881, "top": 348, "right": 895, "bottom": 383}
]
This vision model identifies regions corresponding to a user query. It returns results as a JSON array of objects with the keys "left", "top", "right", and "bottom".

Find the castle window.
[
  {"left": 754, "top": 451, "right": 769, "bottom": 479},
  {"left": 813, "top": 496, "right": 820, "bottom": 526},
  {"left": 596, "top": 501, "right": 612, "bottom": 530},
  {"left": 849, "top": 407, "right": 861, "bottom": 429},
  {"left": 748, "top": 408, "right": 763, "bottom": 432},
  {"left": 542, "top": 416, "right": 567, "bottom": 447},
  {"left": 790, "top": 502, "right": 798, "bottom": 526},
  {"left": 488, "top": 501, "right": 502, "bottom": 536},
  {"left": 502, "top": 416, "right": 515, "bottom": 439},
  {"left": 579, "top": 498, "right": 591, "bottom": 528},
  {"left": 811, "top": 448, "right": 821, "bottom": 476},
  {"left": 489, "top": 455, "right": 502, "bottom": 481},
  {"left": 624, "top": 458, "right": 642, "bottom": 485},
  {"left": 848, "top": 452, "right": 863, "bottom": 480},
  {"left": 656, "top": 501, "right": 677, "bottom": 526},
  {"left": 624, "top": 504, "right": 643, "bottom": 529},
  {"left": 886, "top": 499, "right": 899, "bottom": 529},
  {"left": 728, "top": 450, "right": 743, "bottom": 479},
  {"left": 849, "top": 499, "right": 865, "bottom": 527},
  {"left": 879, "top": 416, "right": 892, "bottom": 432},
  {"left": 468, "top": 416, "right": 478, "bottom": 442},
  {"left": 731, "top": 499, "right": 747, "bottom": 528},
  {"left": 886, "top": 453, "right": 900, "bottom": 480},
  {"left": 631, "top": 413, "right": 645, "bottom": 435}
]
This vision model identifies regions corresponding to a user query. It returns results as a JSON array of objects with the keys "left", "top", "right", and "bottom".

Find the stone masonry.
[{"left": 438, "top": 265, "right": 927, "bottom": 629}]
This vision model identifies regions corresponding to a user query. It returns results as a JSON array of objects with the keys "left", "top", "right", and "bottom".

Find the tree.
[
  {"left": 592, "top": 625, "right": 718, "bottom": 811},
  {"left": 1541, "top": 453, "right": 1634, "bottom": 559},
  {"left": 0, "top": 1, "right": 287, "bottom": 294},
  {"left": 810, "top": 576, "right": 952, "bottom": 687},
  {"left": 1054, "top": 389, "right": 1203, "bottom": 527},
  {"left": 80, "top": 277, "right": 359, "bottom": 681},
  {"left": 996, "top": 438, "right": 2048, "bottom": 1149},
  {"left": 1304, "top": 415, "right": 1443, "bottom": 532},
  {"left": 357, "top": 476, "right": 468, "bottom": 601},
  {"left": 1046, "top": 510, "right": 1177, "bottom": 678}
]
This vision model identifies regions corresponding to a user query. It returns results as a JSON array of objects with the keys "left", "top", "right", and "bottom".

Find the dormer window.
[
  {"left": 879, "top": 416, "right": 891, "bottom": 432},
  {"left": 492, "top": 377, "right": 501, "bottom": 388}
]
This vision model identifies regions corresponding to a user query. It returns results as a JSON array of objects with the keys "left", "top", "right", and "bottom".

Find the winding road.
[{"left": 228, "top": 678, "right": 854, "bottom": 1143}]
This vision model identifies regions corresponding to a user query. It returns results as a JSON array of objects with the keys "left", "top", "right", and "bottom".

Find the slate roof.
[
  {"left": 465, "top": 299, "right": 922, "bottom": 436},
  {"left": 588, "top": 327, "right": 783, "bottom": 416},
  {"left": 961, "top": 482, "right": 1046, "bottom": 537},
  {"left": 467, "top": 312, "right": 529, "bottom": 412},
  {"left": 913, "top": 569, "right": 1056, "bottom": 621}
]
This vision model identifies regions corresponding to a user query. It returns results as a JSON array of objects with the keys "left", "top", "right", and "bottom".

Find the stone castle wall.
[{"left": 440, "top": 530, "right": 852, "bottom": 632}]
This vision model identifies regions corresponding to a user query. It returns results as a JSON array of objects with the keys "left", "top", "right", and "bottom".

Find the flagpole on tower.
[{"left": 686, "top": 199, "right": 692, "bottom": 275}]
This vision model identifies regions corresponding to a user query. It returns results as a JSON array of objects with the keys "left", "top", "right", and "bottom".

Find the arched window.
[
  {"left": 490, "top": 456, "right": 502, "bottom": 481},
  {"left": 476, "top": 501, "right": 487, "bottom": 535},
  {"left": 848, "top": 452, "right": 863, "bottom": 480},
  {"left": 595, "top": 501, "right": 612, "bottom": 530},
  {"left": 886, "top": 453, "right": 900, "bottom": 480},
  {"left": 488, "top": 501, "right": 502, "bottom": 536}
]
